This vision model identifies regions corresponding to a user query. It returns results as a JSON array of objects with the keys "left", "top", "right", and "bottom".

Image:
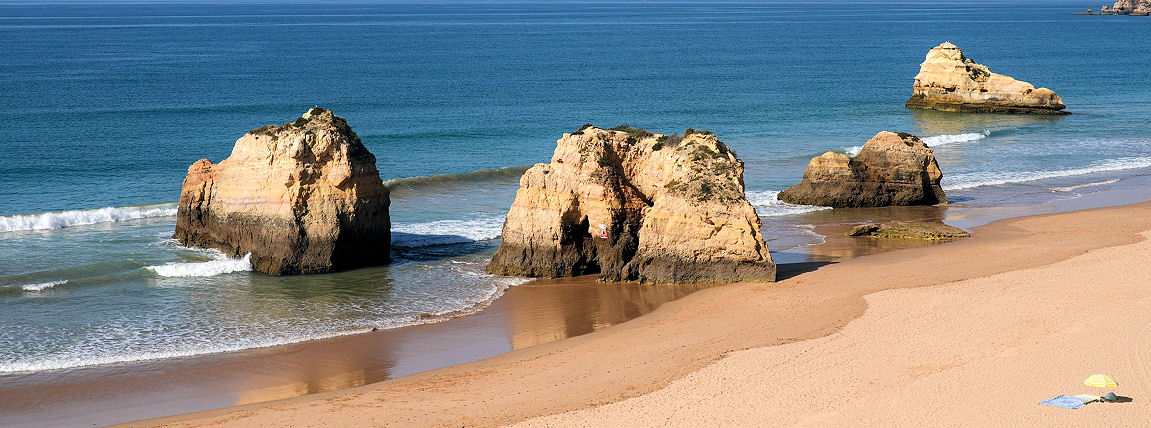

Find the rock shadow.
[{"left": 776, "top": 260, "right": 837, "bottom": 281}]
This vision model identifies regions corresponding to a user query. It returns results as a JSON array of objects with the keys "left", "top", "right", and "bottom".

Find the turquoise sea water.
[{"left": 2, "top": 1, "right": 1150, "bottom": 374}]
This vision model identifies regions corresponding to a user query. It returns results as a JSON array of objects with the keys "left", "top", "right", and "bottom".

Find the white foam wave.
[
  {"left": 945, "top": 157, "right": 1151, "bottom": 191},
  {"left": 14, "top": 280, "right": 67, "bottom": 292},
  {"left": 0, "top": 203, "right": 177, "bottom": 233},
  {"left": 0, "top": 326, "right": 378, "bottom": 374},
  {"left": 922, "top": 130, "right": 990, "bottom": 147},
  {"left": 1051, "top": 179, "right": 1121, "bottom": 193},
  {"left": 746, "top": 190, "right": 832, "bottom": 217},
  {"left": 0, "top": 271, "right": 529, "bottom": 374},
  {"left": 392, "top": 216, "right": 504, "bottom": 247},
  {"left": 146, "top": 253, "right": 252, "bottom": 277},
  {"left": 840, "top": 131, "right": 989, "bottom": 155}
]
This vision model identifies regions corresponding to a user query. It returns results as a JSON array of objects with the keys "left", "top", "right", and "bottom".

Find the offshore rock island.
[
  {"left": 906, "top": 42, "right": 1067, "bottom": 115},
  {"left": 175, "top": 107, "right": 391, "bottom": 275},
  {"left": 1077, "top": 0, "right": 1151, "bottom": 15},
  {"left": 779, "top": 131, "right": 948, "bottom": 207},
  {"left": 487, "top": 125, "right": 776, "bottom": 284}
]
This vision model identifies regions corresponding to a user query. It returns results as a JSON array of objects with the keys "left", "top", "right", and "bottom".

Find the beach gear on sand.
[
  {"left": 1041, "top": 375, "right": 1126, "bottom": 409},
  {"left": 1072, "top": 394, "right": 1101, "bottom": 403},
  {"left": 1039, "top": 395, "right": 1088, "bottom": 409},
  {"left": 1084, "top": 374, "right": 1118, "bottom": 388}
]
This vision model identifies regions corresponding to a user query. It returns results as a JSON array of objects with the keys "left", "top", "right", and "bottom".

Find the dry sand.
[{"left": 133, "top": 202, "right": 1151, "bottom": 427}]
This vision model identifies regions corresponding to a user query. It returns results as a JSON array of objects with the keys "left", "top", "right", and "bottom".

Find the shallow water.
[{"left": 2, "top": 0, "right": 1151, "bottom": 376}]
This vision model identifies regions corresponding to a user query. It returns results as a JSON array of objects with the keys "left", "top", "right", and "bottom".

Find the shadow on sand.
[{"left": 776, "top": 260, "right": 837, "bottom": 281}]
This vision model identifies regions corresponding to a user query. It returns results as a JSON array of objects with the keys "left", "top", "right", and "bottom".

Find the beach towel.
[
  {"left": 1039, "top": 395, "right": 1087, "bottom": 409},
  {"left": 1073, "top": 394, "right": 1101, "bottom": 403}
]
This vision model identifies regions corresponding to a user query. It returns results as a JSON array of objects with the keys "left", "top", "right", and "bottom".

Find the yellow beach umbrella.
[{"left": 1084, "top": 374, "right": 1118, "bottom": 388}]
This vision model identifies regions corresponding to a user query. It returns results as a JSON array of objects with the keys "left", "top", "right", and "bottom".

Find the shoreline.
[
  {"left": 0, "top": 276, "right": 707, "bottom": 427},
  {"left": 128, "top": 198, "right": 1151, "bottom": 427}
]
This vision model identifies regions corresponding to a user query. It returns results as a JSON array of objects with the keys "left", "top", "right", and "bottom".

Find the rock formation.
[
  {"left": 1114, "top": 0, "right": 1151, "bottom": 14},
  {"left": 778, "top": 131, "right": 948, "bottom": 208},
  {"left": 487, "top": 125, "right": 775, "bottom": 284},
  {"left": 906, "top": 42, "right": 1067, "bottom": 115},
  {"left": 175, "top": 107, "right": 391, "bottom": 275},
  {"left": 846, "top": 222, "right": 969, "bottom": 240},
  {"left": 1080, "top": 1, "right": 1151, "bottom": 15}
]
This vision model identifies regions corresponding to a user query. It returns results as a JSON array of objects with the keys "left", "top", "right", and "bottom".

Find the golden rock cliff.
[
  {"left": 487, "top": 125, "right": 775, "bottom": 284},
  {"left": 906, "top": 42, "right": 1067, "bottom": 115},
  {"left": 778, "top": 131, "right": 947, "bottom": 207},
  {"left": 175, "top": 107, "right": 391, "bottom": 275}
]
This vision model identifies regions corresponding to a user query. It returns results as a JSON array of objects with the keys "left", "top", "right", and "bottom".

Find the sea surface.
[{"left": 2, "top": 1, "right": 1151, "bottom": 375}]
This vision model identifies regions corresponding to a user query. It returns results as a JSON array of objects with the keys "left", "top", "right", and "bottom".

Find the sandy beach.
[{"left": 130, "top": 201, "right": 1151, "bottom": 427}]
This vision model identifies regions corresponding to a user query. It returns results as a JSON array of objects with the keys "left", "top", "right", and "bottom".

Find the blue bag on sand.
[{"left": 1039, "top": 395, "right": 1086, "bottom": 409}]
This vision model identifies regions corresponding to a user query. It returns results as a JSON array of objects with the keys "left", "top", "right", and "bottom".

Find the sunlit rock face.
[
  {"left": 175, "top": 107, "right": 391, "bottom": 275},
  {"left": 779, "top": 131, "right": 948, "bottom": 208},
  {"left": 906, "top": 42, "right": 1067, "bottom": 115},
  {"left": 487, "top": 125, "right": 775, "bottom": 284}
]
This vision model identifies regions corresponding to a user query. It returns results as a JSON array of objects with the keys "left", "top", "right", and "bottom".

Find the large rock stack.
[
  {"left": 778, "top": 131, "right": 948, "bottom": 208},
  {"left": 906, "top": 42, "right": 1067, "bottom": 115},
  {"left": 487, "top": 125, "right": 776, "bottom": 284},
  {"left": 175, "top": 107, "right": 391, "bottom": 275}
]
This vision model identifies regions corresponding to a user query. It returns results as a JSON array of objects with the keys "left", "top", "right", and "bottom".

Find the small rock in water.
[
  {"left": 845, "top": 221, "right": 969, "bottom": 240},
  {"left": 905, "top": 42, "right": 1067, "bottom": 115},
  {"left": 779, "top": 131, "right": 948, "bottom": 208}
]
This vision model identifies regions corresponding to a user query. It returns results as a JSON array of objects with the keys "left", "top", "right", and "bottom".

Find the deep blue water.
[{"left": 2, "top": 1, "right": 1150, "bottom": 374}]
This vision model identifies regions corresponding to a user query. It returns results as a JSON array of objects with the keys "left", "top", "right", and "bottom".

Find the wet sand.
[
  {"left": 0, "top": 277, "right": 705, "bottom": 427},
  {"left": 131, "top": 200, "right": 1151, "bottom": 427}
]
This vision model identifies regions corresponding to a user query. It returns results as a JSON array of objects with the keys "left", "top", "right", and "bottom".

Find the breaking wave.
[
  {"left": 391, "top": 216, "right": 504, "bottom": 247},
  {"left": 922, "top": 130, "right": 990, "bottom": 147},
  {"left": 4, "top": 280, "right": 68, "bottom": 292},
  {"left": 746, "top": 190, "right": 832, "bottom": 217},
  {"left": 842, "top": 131, "right": 990, "bottom": 156},
  {"left": 146, "top": 253, "right": 253, "bottom": 277},
  {"left": 1050, "top": 179, "right": 1121, "bottom": 193},
  {"left": 21, "top": 280, "right": 67, "bottom": 292},
  {"left": 945, "top": 156, "right": 1151, "bottom": 191},
  {"left": 0, "top": 203, "right": 177, "bottom": 233}
]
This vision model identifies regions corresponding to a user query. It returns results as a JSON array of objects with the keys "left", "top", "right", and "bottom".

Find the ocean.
[{"left": 2, "top": 0, "right": 1151, "bottom": 376}]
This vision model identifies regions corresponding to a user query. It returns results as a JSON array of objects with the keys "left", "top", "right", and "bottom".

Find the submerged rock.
[
  {"left": 175, "top": 107, "right": 391, "bottom": 275},
  {"left": 487, "top": 125, "right": 776, "bottom": 284},
  {"left": 778, "top": 131, "right": 948, "bottom": 208},
  {"left": 846, "top": 221, "right": 969, "bottom": 240},
  {"left": 905, "top": 42, "right": 1067, "bottom": 115}
]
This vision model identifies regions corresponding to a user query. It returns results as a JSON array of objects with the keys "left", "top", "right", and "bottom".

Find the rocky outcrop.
[
  {"left": 175, "top": 107, "right": 391, "bottom": 275},
  {"left": 1114, "top": 0, "right": 1151, "bottom": 14},
  {"left": 487, "top": 125, "right": 775, "bottom": 284},
  {"left": 906, "top": 42, "right": 1067, "bottom": 115},
  {"left": 1080, "top": 1, "right": 1151, "bottom": 15},
  {"left": 778, "top": 131, "right": 948, "bottom": 208},
  {"left": 846, "top": 222, "right": 969, "bottom": 240}
]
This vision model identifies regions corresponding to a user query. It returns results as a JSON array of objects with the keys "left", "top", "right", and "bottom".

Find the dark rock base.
[
  {"left": 906, "top": 98, "right": 1069, "bottom": 115},
  {"left": 488, "top": 244, "right": 776, "bottom": 284},
  {"left": 175, "top": 210, "right": 391, "bottom": 276},
  {"left": 778, "top": 182, "right": 948, "bottom": 208}
]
